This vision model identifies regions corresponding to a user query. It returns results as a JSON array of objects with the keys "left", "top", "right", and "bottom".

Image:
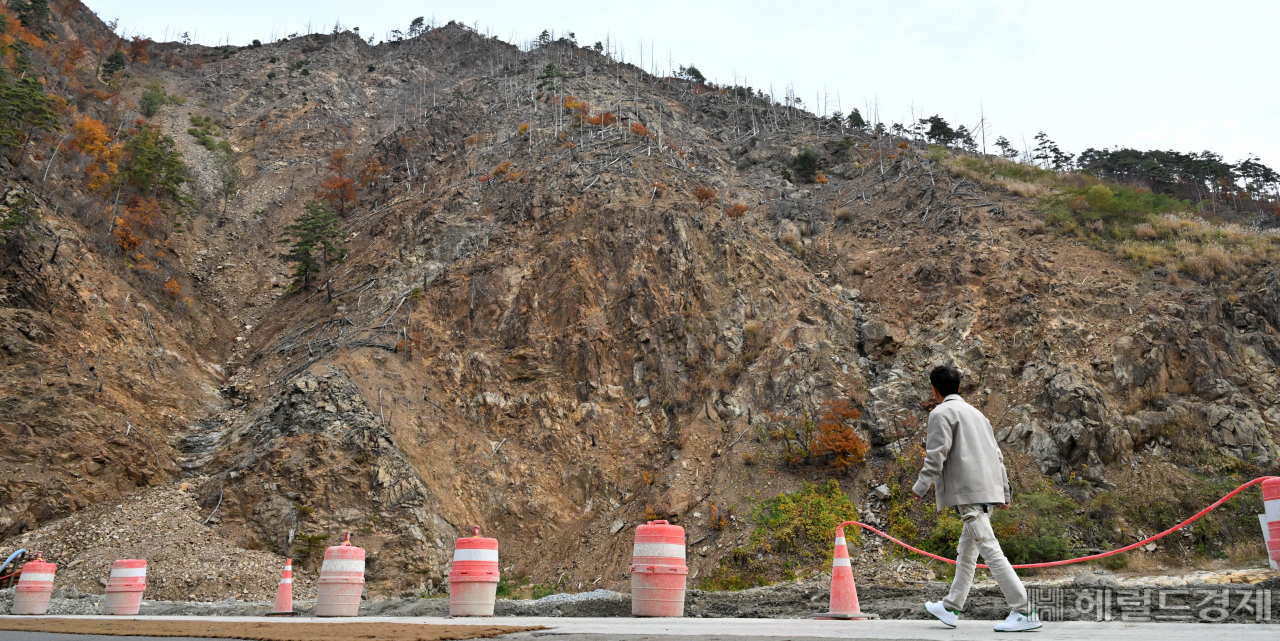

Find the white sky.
[{"left": 85, "top": 0, "right": 1280, "bottom": 168}]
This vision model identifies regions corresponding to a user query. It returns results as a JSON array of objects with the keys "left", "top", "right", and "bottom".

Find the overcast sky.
[{"left": 85, "top": 1, "right": 1279, "bottom": 167}]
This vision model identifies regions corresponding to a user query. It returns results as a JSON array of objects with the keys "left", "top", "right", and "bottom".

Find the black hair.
[{"left": 930, "top": 365, "right": 961, "bottom": 396}]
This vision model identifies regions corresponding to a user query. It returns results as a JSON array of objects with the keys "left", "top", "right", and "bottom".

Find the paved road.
[{"left": 1, "top": 616, "right": 1276, "bottom": 640}]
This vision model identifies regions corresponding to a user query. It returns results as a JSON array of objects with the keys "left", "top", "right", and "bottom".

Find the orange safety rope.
[{"left": 840, "top": 475, "right": 1278, "bottom": 570}]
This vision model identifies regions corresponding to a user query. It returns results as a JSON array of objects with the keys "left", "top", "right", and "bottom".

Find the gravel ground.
[{"left": 0, "top": 486, "right": 308, "bottom": 603}]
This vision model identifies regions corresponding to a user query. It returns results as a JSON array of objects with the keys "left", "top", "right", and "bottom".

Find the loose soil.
[{"left": 0, "top": 619, "right": 541, "bottom": 641}]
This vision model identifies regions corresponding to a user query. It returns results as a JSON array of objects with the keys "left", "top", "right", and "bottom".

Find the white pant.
[{"left": 942, "top": 504, "right": 1029, "bottom": 614}]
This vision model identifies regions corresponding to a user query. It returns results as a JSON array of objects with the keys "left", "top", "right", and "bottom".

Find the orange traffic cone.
[
  {"left": 814, "top": 525, "right": 877, "bottom": 619},
  {"left": 267, "top": 558, "right": 297, "bottom": 616}
]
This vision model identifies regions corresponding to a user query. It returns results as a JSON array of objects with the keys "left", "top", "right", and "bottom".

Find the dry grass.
[
  {"left": 996, "top": 176, "right": 1051, "bottom": 197},
  {"left": 1226, "top": 541, "right": 1269, "bottom": 567},
  {"left": 940, "top": 153, "right": 1059, "bottom": 197},
  {"left": 779, "top": 229, "right": 801, "bottom": 251},
  {"left": 1117, "top": 213, "right": 1280, "bottom": 280}
]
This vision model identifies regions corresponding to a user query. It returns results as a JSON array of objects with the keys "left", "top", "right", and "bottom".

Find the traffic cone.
[
  {"left": 267, "top": 558, "right": 297, "bottom": 616},
  {"left": 814, "top": 525, "right": 877, "bottom": 619}
]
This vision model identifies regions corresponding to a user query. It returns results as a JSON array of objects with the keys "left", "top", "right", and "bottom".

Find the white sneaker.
[
  {"left": 994, "top": 609, "right": 1042, "bottom": 632},
  {"left": 924, "top": 601, "right": 959, "bottom": 628}
]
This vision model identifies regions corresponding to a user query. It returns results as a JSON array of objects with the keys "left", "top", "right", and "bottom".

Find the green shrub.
[
  {"left": 139, "top": 84, "right": 165, "bottom": 118},
  {"left": 915, "top": 491, "right": 1080, "bottom": 566},
  {"left": 702, "top": 480, "right": 860, "bottom": 590},
  {"left": 752, "top": 480, "right": 862, "bottom": 553},
  {"left": 795, "top": 148, "right": 819, "bottom": 183},
  {"left": 1084, "top": 184, "right": 1114, "bottom": 210},
  {"left": 1099, "top": 553, "right": 1129, "bottom": 571}
]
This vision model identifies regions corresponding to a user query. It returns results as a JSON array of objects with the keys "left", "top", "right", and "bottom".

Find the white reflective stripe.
[
  {"left": 109, "top": 568, "right": 147, "bottom": 578},
  {"left": 19, "top": 572, "right": 55, "bottom": 582},
  {"left": 832, "top": 558, "right": 851, "bottom": 567},
  {"left": 279, "top": 578, "right": 293, "bottom": 584},
  {"left": 633, "top": 543, "right": 686, "bottom": 559},
  {"left": 834, "top": 537, "right": 846, "bottom": 546},
  {"left": 453, "top": 548, "right": 499, "bottom": 562},
  {"left": 320, "top": 559, "right": 365, "bottom": 573}
]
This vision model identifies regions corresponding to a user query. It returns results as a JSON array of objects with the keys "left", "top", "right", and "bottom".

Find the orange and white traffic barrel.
[
  {"left": 315, "top": 532, "right": 365, "bottom": 617},
  {"left": 449, "top": 526, "right": 500, "bottom": 616},
  {"left": 11, "top": 553, "right": 56, "bottom": 615},
  {"left": 630, "top": 519, "right": 687, "bottom": 617},
  {"left": 102, "top": 559, "right": 147, "bottom": 615},
  {"left": 1263, "top": 478, "right": 1280, "bottom": 570}
]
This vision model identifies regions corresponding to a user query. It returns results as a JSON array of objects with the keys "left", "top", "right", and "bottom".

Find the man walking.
[{"left": 912, "top": 365, "right": 1041, "bottom": 632}]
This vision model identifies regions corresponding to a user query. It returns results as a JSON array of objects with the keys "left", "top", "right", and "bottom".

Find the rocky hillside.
[{"left": 1, "top": 2, "right": 1276, "bottom": 598}]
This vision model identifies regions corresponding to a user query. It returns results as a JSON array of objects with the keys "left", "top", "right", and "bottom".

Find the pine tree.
[
  {"left": 279, "top": 201, "right": 347, "bottom": 300},
  {"left": 994, "top": 136, "right": 1019, "bottom": 160},
  {"left": 0, "top": 76, "right": 59, "bottom": 160},
  {"left": 216, "top": 150, "right": 241, "bottom": 216},
  {"left": 1033, "top": 132, "right": 1074, "bottom": 171},
  {"left": 102, "top": 51, "right": 128, "bottom": 79},
  {"left": 408, "top": 17, "right": 425, "bottom": 37},
  {"left": 119, "top": 123, "right": 189, "bottom": 209},
  {"left": 795, "top": 148, "right": 819, "bottom": 183},
  {"left": 677, "top": 65, "right": 706, "bottom": 84},
  {"left": 138, "top": 83, "right": 165, "bottom": 117},
  {"left": 919, "top": 115, "right": 959, "bottom": 146},
  {"left": 846, "top": 108, "right": 867, "bottom": 130}
]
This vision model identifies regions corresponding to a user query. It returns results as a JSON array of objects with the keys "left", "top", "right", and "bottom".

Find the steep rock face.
[
  {"left": 184, "top": 365, "right": 456, "bottom": 589},
  {"left": 0, "top": 9, "right": 1278, "bottom": 599},
  {"left": 0, "top": 179, "right": 224, "bottom": 538}
]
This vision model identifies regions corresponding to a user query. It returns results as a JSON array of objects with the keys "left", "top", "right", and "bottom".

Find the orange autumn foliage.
[
  {"left": 113, "top": 197, "right": 161, "bottom": 251},
  {"left": 0, "top": 5, "right": 43, "bottom": 69},
  {"left": 630, "top": 122, "right": 649, "bottom": 137},
  {"left": 587, "top": 111, "right": 617, "bottom": 127},
  {"left": 319, "top": 176, "right": 356, "bottom": 211},
  {"left": 57, "top": 41, "right": 88, "bottom": 74},
  {"left": 562, "top": 95, "right": 589, "bottom": 114},
  {"left": 693, "top": 186, "right": 717, "bottom": 210},
  {"left": 163, "top": 277, "right": 180, "bottom": 298},
  {"left": 358, "top": 157, "right": 385, "bottom": 189},
  {"left": 809, "top": 399, "right": 868, "bottom": 470},
  {"left": 326, "top": 148, "right": 350, "bottom": 174},
  {"left": 319, "top": 148, "right": 357, "bottom": 212},
  {"left": 722, "top": 203, "right": 749, "bottom": 219},
  {"left": 71, "top": 117, "right": 123, "bottom": 192},
  {"left": 127, "top": 36, "right": 153, "bottom": 63}
]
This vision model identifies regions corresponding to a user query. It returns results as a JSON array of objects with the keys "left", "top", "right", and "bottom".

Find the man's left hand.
[{"left": 997, "top": 503, "right": 1010, "bottom": 510}]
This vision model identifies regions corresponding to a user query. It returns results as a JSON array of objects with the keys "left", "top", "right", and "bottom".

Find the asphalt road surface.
[{"left": 1, "top": 616, "right": 1276, "bottom": 641}]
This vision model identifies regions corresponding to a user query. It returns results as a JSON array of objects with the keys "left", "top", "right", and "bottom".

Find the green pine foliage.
[
  {"left": 794, "top": 147, "right": 819, "bottom": 183},
  {"left": 10, "top": 0, "right": 51, "bottom": 37},
  {"left": 0, "top": 75, "right": 59, "bottom": 156},
  {"left": 102, "top": 51, "right": 128, "bottom": 79},
  {"left": 138, "top": 83, "right": 166, "bottom": 118},
  {"left": 278, "top": 201, "right": 348, "bottom": 289},
  {"left": 846, "top": 108, "right": 866, "bottom": 129},
  {"left": 215, "top": 149, "right": 241, "bottom": 215},
  {"left": 120, "top": 123, "right": 189, "bottom": 209},
  {"left": 535, "top": 63, "right": 569, "bottom": 92}
]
